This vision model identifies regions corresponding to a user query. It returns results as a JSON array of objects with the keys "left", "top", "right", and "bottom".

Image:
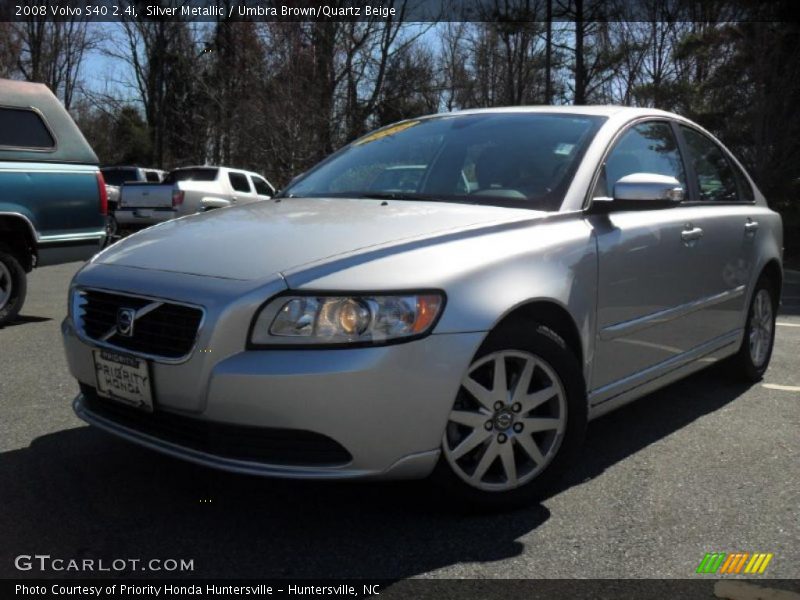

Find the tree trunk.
[
  {"left": 574, "top": 0, "right": 586, "bottom": 104},
  {"left": 545, "top": 0, "right": 552, "bottom": 104}
]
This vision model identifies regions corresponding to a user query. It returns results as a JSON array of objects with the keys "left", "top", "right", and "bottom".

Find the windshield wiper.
[
  {"left": 276, "top": 191, "right": 483, "bottom": 205},
  {"left": 348, "top": 191, "right": 448, "bottom": 202}
]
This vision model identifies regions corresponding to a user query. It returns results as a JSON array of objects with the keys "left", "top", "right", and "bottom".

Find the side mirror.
[{"left": 613, "top": 173, "right": 685, "bottom": 203}]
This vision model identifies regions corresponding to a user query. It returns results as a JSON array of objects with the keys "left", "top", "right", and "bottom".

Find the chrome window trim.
[{"left": 71, "top": 286, "right": 207, "bottom": 365}]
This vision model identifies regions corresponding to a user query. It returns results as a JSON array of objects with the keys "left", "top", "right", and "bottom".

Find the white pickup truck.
[{"left": 115, "top": 166, "right": 275, "bottom": 229}]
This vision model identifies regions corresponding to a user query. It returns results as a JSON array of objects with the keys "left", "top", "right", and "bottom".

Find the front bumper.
[{"left": 63, "top": 314, "right": 484, "bottom": 480}]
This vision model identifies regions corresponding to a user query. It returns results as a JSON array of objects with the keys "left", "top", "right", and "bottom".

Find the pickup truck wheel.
[
  {"left": 106, "top": 214, "right": 118, "bottom": 237},
  {"left": 0, "top": 246, "right": 27, "bottom": 327},
  {"left": 432, "top": 323, "right": 587, "bottom": 510}
]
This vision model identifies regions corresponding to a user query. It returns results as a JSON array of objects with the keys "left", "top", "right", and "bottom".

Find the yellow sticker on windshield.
[{"left": 354, "top": 121, "right": 420, "bottom": 146}]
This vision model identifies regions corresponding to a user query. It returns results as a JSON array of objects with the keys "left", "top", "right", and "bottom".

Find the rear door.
[
  {"left": 675, "top": 124, "right": 757, "bottom": 335},
  {"left": 590, "top": 120, "right": 711, "bottom": 393}
]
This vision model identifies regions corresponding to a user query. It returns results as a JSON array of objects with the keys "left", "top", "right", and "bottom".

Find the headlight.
[{"left": 249, "top": 292, "right": 445, "bottom": 347}]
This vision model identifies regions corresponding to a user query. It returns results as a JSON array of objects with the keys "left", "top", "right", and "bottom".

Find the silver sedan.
[{"left": 62, "top": 107, "right": 782, "bottom": 508}]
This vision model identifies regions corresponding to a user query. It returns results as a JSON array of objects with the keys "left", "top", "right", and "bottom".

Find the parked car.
[
  {"left": 101, "top": 166, "right": 166, "bottom": 235},
  {"left": 0, "top": 78, "right": 106, "bottom": 326},
  {"left": 62, "top": 107, "right": 782, "bottom": 508},
  {"left": 115, "top": 166, "right": 274, "bottom": 230}
]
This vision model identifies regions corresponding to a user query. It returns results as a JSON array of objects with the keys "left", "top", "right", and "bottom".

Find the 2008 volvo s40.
[{"left": 62, "top": 107, "right": 782, "bottom": 508}]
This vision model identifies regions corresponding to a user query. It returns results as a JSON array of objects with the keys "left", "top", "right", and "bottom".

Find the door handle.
[
  {"left": 681, "top": 226, "right": 704, "bottom": 243},
  {"left": 744, "top": 220, "right": 759, "bottom": 234}
]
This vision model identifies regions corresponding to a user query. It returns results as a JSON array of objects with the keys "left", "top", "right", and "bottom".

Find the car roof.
[
  {"left": 0, "top": 78, "right": 98, "bottom": 164},
  {"left": 175, "top": 165, "right": 267, "bottom": 177},
  {"left": 443, "top": 105, "right": 676, "bottom": 119}
]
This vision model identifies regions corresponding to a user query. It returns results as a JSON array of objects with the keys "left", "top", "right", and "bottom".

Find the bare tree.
[
  {"left": 14, "top": 17, "right": 95, "bottom": 109},
  {"left": 108, "top": 18, "right": 202, "bottom": 166},
  {"left": 0, "top": 23, "right": 20, "bottom": 78}
]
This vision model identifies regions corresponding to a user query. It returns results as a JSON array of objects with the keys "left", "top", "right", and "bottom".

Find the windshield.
[
  {"left": 282, "top": 113, "right": 605, "bottom": 210},
  {"left": 163, "top": 168, "right": 218, "bottom": 184}
]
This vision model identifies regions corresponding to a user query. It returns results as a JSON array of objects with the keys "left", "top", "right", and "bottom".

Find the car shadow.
[
  {"left": 0, "top": 315, "right": 53, "bottom": 329},
  {"left": 0, "top": 363, "right": 751, "bottom": 580},
  {"left": 550, "top": 363, "right": 753, "bottom": 497},
  {"left": 0, "top": 427, "right": 548, "bottom": 580}
]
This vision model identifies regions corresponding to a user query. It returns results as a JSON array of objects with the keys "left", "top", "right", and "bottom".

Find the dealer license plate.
[{"left": 93, "top": 350, "right": 153, "bottom": 412}]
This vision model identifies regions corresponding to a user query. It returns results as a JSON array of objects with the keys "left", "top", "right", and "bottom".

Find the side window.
[
  {"left": 228, "top": 172, "right": 252, "bottom": 193},
  {"left": 0, "top": 108, "right": 56, "bottom": 149},
  {"left": 250, "top": 176, "right": 272, "bottom": 196},
  {"left": 731, "top": 163, "right": 755, "bottom": 202},
  {"left": 680, "top": 126, "right": 739, "bottom": 202},
  {"left": 595, "top": 121, "right": 686, "bottom": 198}
]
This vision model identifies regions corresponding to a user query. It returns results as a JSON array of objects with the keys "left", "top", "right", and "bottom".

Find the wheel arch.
[
  {"left": 0, "top": 213, "right": 38, "bottom": 271},
  {"left": 488, "top": 299, "right": 585, "bottom": 371},
  {"left": 759, "top": 258, "right": 783, "bottom": 306}
]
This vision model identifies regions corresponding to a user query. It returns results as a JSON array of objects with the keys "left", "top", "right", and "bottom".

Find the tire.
[
  {"left": 0, "top": 245, "right": 27, "bottom": 327},
  {"left": 106, "top": 214, "right": 118, "bottom": 238},
  {"left": 432, "top": 322, "right": 587, "bottom": 510},
  {"left": 727, "top": 276, "right": 778, "bottom": 382}
]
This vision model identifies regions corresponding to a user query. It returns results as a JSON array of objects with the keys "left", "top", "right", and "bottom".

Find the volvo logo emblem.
[
  {"left": 494, "top": 411, "right": 514, "bottom": 430},
  {"left": 116, "top": 308, "right": 136, "bottom": 337}
]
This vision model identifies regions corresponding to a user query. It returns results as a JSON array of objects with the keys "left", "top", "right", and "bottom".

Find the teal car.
[{"left": 0, "top": 79, "right": 107, "bottom": 326}]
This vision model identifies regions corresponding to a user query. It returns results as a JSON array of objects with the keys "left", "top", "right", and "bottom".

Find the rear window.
[
  {"left": 164, "top": 168, "right": 218, "bottom": 184},
  {"left": 102, "top": 168, "right": 139, "bottom": 186},
  {"left": 145, "top": 171, "right": 161, "bottom": 183},
  {"left": 0, "top": 107, "right": 55, "bottom": 150}
]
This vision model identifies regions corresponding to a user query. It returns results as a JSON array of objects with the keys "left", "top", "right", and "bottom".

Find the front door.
[{"left": 589, "top": 120, "right": 712, "bottom": 394}]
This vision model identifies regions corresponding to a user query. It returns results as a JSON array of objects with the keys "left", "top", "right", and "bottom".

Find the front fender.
[{"left": 288, "top": 214, "right": 599, "bottom": 382}]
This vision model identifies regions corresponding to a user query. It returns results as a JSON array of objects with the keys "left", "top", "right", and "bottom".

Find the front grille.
[
  {"left": 76, "top": 289, "right": 203, "bottom": 359},
  {"left": 81, "top": 385, "right": 352, "bottom": 467}
]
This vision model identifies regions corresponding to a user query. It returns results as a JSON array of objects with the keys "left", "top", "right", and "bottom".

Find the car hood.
[{"left": 95, "top": 198, "right": 543, "bottom": 281}]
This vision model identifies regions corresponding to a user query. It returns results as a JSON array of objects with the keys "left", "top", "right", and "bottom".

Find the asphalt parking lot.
[{"left": 1, "top": 262, "right": 798, "bottom": 580}]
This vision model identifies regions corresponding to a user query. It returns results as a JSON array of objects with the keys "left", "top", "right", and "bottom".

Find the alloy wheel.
[
  {"left": 749, "top": 288, "right": 774, "bottom": 368},
  {"left": 443, "top": 350, "right": 567, "bottom": 492}
]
